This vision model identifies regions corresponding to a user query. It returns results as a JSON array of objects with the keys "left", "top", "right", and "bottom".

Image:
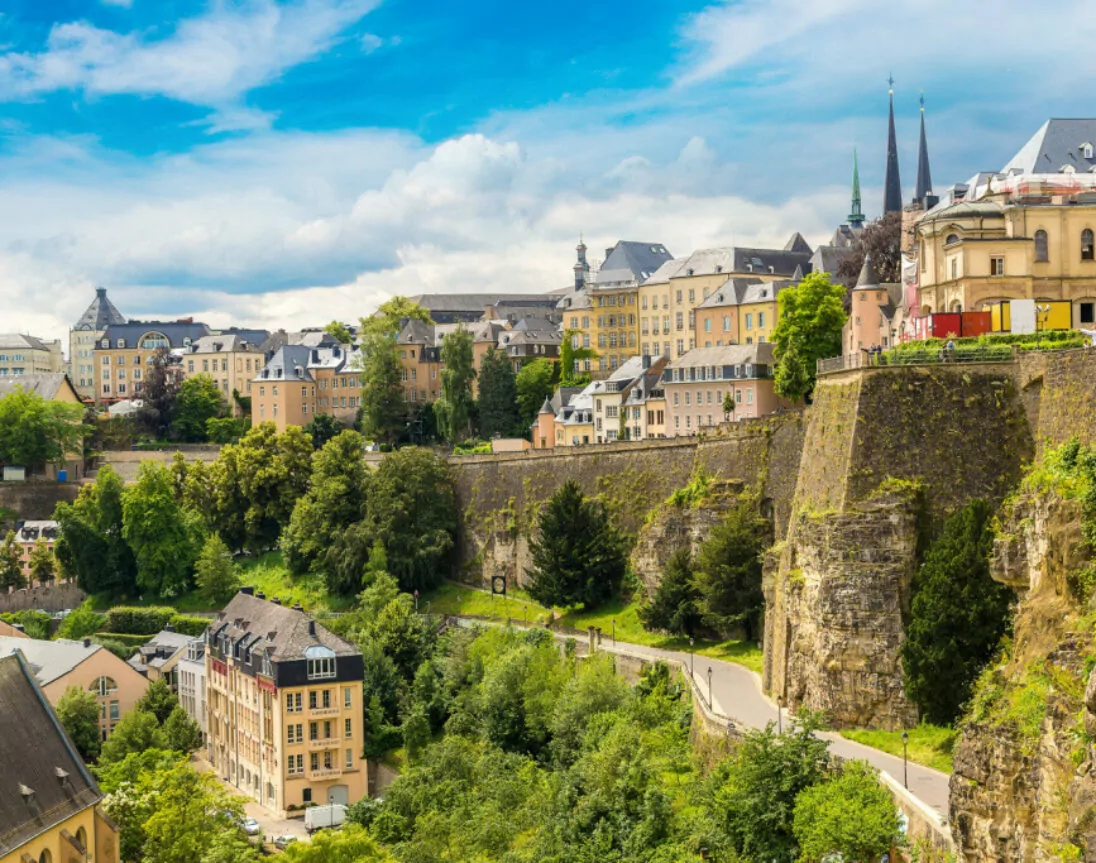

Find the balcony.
[
  {"left": 308, "top": 705, "right": 341, "bottom": 717},
  {"left": 308, "top": 737, "right": 341, "bottom": 750},
  {"left": 308, "top": 766, "right": 343, "bottom": 780}
]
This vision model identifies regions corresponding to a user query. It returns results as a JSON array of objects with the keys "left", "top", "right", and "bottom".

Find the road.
[{"left": 452, "top": 617, "right": 950, "bottom": 822}]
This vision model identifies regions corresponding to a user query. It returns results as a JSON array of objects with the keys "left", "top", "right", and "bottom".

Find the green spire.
[{"left": 848, "top": 146, "right": 865, "bottom": 228}]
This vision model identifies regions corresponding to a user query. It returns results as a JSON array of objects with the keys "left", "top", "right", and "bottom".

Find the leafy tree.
[
  {"left": 771, "top": 271, "right": 847, "bottom": 402},
  {"left": 28, "top": 537, "right": 55, "bottom": 584},
  {"left": 357, "top": 327, "right": 407, "bottom": 446},
  {"left": 526, "top": 479, "right": 626, "bottom": 609},
  {"left": 560, "top": 329, "right": 595, "bottom": 386},
  {"left": 722, "top": 391, "right": 735, "bottom": 418},
  {"left": 477, "top": 346, "right": 521, "bottom": 438},
  {"left": 368, "top": 296, "right": 434, "bottom": 336},
  {"left": 54, "top": 466, "right": 139, "bottom": 597},
  {"left": 139, "top": 763, "right": 249, "bottom": 863},
  {"left": 324, "top": 320, "right": 354, "bottom": 343},
  {"left": 836, "top": 210, "right": 902, "bottom": 289},
  {"left": 56, "top": 599, "right": 102, "bottom": 640},
  {"left": 139, "top": 347, "right": 184, "bottom": 438},
  {"left": 639, "top": 548, "right": 702, "bottom": 636},
  {"left": 903, "top": 499, "right": 1014, "bottom": 725},
  {"left": 199, "top": 832, "right": 263, "bottom": 863},
  {"left": 56, "top": 684, "right": 102, "bottom": 762},
  {"left": 173, "top": 375, "right": 227, "bottom": 442},
  {"left": 402, "top": 703, "right": 432, "bottom": 762},
  {"left": 304, "top": 412, "right": 342, "bottom": 449},
  {"left": 713, "top": 716, "right": 831, "bottom": 863},
  {"left": 792, "top": 760, "right": 903, "bottom": 862},
  {"left": 195, "top": 533, "right": 240, "bottom": 605},
  {"left": 123, "top": 462, "right": 200, "bottom": 598},
  {"left": 693, "top": 498, "right": 770, "bottom": 641},
  {"left": 283, "top": 825, "right": 392, "bottom": 862},
  {"left": 435, "top": 326, "right": 476, "bottom": 445},
  {"left": 0, "top": 530, "right": 25, "bottom": 591},
  {"left": 0, "top": 386, "right": 87, "bottom": 470},
  {"left": 0, "top": 609, "right": 51, "bottom": 639},
  {"left": 99, "top": 709, "right": 167, "bottom": 766},
  {"left": 137, "top": 677, "right": 181, "bottom": 726},
  {"left": 162, "top": 704, "right": 203, "bottom": 754},
  {"left": 516, "top": 357, "right": 558, "bottom": 430},
  {"left": 366, "top": 448, "right": 457, "bottom": 593},
  {"left": 205, "top": 416, "right": 249, "bottom": 444}
]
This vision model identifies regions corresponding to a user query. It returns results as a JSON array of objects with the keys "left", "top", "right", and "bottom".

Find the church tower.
[
  {"left": 573, "top": 237, "right": 590, "bottom": 291},
  {"left": 913, "top": 93, "right": 933, "bottom": 204},
  {"left": 848, "top": 147, "right": 865, "bottom": 229},
  {"left": 883, "top": 77, "right": 903, "bottom": 215}
]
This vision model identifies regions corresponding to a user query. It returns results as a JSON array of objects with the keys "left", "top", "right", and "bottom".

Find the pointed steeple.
[
  {"left": 883, "top": 76, "right": 902, "bottom": 215},
  {"left": 848, "top": 147, "right": 865, "bottom": 229},
  {"left": 856, "top": 253, "right": 881, "bottom": 289},
  {"left": 914, "top": 93, "right": 933, "bottom": 204}
]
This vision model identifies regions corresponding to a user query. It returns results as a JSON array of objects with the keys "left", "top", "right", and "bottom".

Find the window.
[
  {"left": 990, "top": 256, "right": 1005, "bottom": 276},
  {"left": 322, "top": 689, "right": 331, "bottom": 709},
  {"left": 288, "top": 754, "right": 304, "bottom": 775},
  {"left": 324, "top": 751, "right": 333, "bottom": 770},
  {"left": 1084, "top": 229, "right": 1095, "bottom": 261},
  {"left": 286, "top": 691, "right": 301, "bottom": 713},
  {"left": 1081, "top": 302, "right": 1095, "bottom": 325},
  {"left": 309, "top": 691, "right": 318, "bottom": 710},
  {"left": 945, "top": 233, "right": 959, "bottom": 245},
  {"left": 346, "top": 748, "right": 354, "bottom": 769},
  {"left": 311, "top": 753, "right": 319, "bottom": 771},
  {"left": 306, "top": 645, "right": 337, "bottom": 680},
  {"left": 758, "top": 312, "right": 766, "bottom": 329},
  {"left": 344, "top": 687, "right": 352, "bottom": 708},
  {"left": 950, "top": 259, "right": 958, "bottom": 280},
  {"left": 289, "top": 724, "right": 301, "bottom": 744},
  {"left": 1035, "top": 229, "right": 1049, "bottom": 262},
  {"left": 746, "top": 390, "right": 754, "bottom": 405},
  {"left": 745, "top": 313, "right": 753, "bottom": 330},
  {"left": 302, "top": 789, "right": 312, "bottom": 804},
  {"left": 89, "top": 677, "right": 117, "bottom": 697},
  {"left": 345, "top": 717, "right": 353, "bottom": 738},
  {"left": 109, "top": 700, "right": 120, "bottom": 721},
  {"left": 309, "top": 721, "right": 318, "bottom": 740},
  {"left": 723, "top": 316, "right": 730, "bottom": 332}
]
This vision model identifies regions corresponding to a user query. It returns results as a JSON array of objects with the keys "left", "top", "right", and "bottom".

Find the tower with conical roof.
[
  {"left": 848, "top": 147, "right": 865, "bottom": 229},
  {"left": 69, "top": 287, "right": 128, "bottom": 398},
  {"left": 914, "top": 93, "right": 933, "bottom": 204},
  {"left": 883, "top": 76, "right": 902, "bottom": 215},
  {"left": 573, "top": 237, "right": 590, "bottom": 291}
]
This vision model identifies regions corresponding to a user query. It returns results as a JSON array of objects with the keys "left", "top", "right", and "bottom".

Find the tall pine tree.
[{"left": 477, "top": 347, "right": 521, "bottom": 438}]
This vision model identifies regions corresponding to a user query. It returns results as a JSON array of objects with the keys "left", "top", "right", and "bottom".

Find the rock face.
[
  {"left": 949, "top": 488, "right": 1096, "bottom": 861},
  {"left": 766, "top": 489, "right": 920, "bottom": 730}
]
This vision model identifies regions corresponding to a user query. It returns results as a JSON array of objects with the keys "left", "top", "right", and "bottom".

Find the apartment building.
[
  {"left": 496, "top": 319, "right": 561, "bottom": 371},
  {"left": 70, "top": 287, "right": 127, "bottom": 398},
  {"left": 0, "top": 333, "right": 64, "bottom": 377},
  {"left": 206, "top": 590, "right": 366, "bottom": 814},
  {"left": 0, "top": 652, "right": 119, "bottom": 863},
  {"left": 663, "top": 343, "right": 786, "bottom": 435},
  {"left": 694, "top": 277, "right": 795, "bottom": 348},
  {"left": 93, "top": 320, "right": 211, "bottom": 403},
  {"left": 177, "top": 636, "right": 208, "bottom": 743},
  {"left": 12, "top": 520, "right": 59, "bottom": 584},
  {"left": 127, "top": 627, "right": 193, "bottom": 688},
  {"left": 184, "top": 332, "right": 270, "bottom": 413},
  {"left": 251, "top": 344, "right": 362, "bottom": 431}
]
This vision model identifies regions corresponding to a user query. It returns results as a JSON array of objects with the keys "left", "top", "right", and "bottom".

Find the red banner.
[{"left": 211, "top": 658, "right": 227, "bottom": 676}]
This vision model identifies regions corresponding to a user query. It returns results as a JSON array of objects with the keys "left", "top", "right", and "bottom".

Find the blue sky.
[{"left": 0, "top": 0, "right": 1093, "bottom": 340}]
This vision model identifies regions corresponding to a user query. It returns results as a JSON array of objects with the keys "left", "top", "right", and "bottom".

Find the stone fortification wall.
[
  {"left": 0, "top": 581, "right": 86, "bottom": 613},
  {"left": 0, "top": 481, "right": 80, "bottom": 525}
]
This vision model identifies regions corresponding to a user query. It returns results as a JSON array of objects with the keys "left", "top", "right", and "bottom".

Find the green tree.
[
  {"left": 138, "top": 347, "right": 184, "bottom": 438},
  {"left": 792, "top": 760, "right": 903, "bottom": 862},
  {"left": 435, "top": 326, "right": 476, "bottom": 445},
  {"left": 283, "top": 825, "right": 392, "bottom": 862},
  {"left": 402, "top": 703, "right": 432, "bottom": 762},
  {"left": 140, "top": 763, "right": 249, "bottom": 863},
  {"left": 722, "top": 391, "right": 735, "bottom": 418},
  {"left": 56, "top": 599, "right": 102, "bottom": 640},
  {"left": 693, "top": 499, "right": 769, "bottom": 641},
  {"left": 771, "top": 271, "right": 847, "bottom": 401},
  {"left": 357, "top": 327, "right": 407, "bottom": 446},
  {"left": 199, "top": 832, "right": 263, "bottom": 863},
  {"left": 28, "top": 537, "right": 55, "bottom": 584},
  {"left": 368, "top": 297, "right": 434, "bottom": 335},
  {"left": 515, "top": 358, "right": 558, "bottom": 431},
  {"left": 304, "top": 412, "right": 342, "bottom": 449},
  {"left": 56, "top": 684, "right": 102, "bottom": 762},
  {"left": 714, "top": 716, "right": 831, "bottom": 863},
  {"left": 137, "top": 677, "right": 181, "bottom": 726},
  {"left": 639, "top": 548, "right": 702, "bottom": 636},
  {"left": 324, "top": 320, "right": 354, "bottom": 343},
  {"left": 122, "top": 462, "right": 200, "bottom": 598},
  {"left": 560, "top": 329, "right": 596, "bottom": 386},
  {"left": 205, "top": 415, "right": 249, "bottom": 444},
  {"left": 526, "top": 479, "right": 626, "bottom": 609},
  {"left": 162, "top": 704, "right": 203, "bottom": 754},
  {"left": 173, "top": 375, "right": 227, "bottom": 442},
  {"left": 0, "top": 386, "right": 88, "bottom": 470},
  {"left": 903, "top": 499, "right": 1014, "bottom": 725},
  {"left": 99, "top": 709, "right": 167, "bottom": 766},
  {"left": 194, "top": 533, "right": 240, "bottom": 604},
  {"left": 0, "top": 530, "right": 25, "bottom": 591},
  {"left": 477, "top": 346, "right": 521, "bottom": 438}
]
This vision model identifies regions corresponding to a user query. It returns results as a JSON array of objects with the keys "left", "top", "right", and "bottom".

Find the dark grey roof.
[
  {"left": 100, "top": 321, "right": 211, "bottom": 349},
  {"left": 213, "top": 593, "right": 359, "bottom": 662},
  {"left": 397, "top": 319, "right": 435, "bottom": 345},
  {"left": 404, "top": 294, "right": 558, "bottom": 315},
  {"left": 0, "top": 636, "right": 102, "bottom": 686},
  {"left": 0, "top": 653, "right": 101, "bottom": 856},
  {"left": 784, "top": 232, "right": 813, "bottom": 255},
  {"left": 73, "top": 287, "right": 127, "bottom": 332},
  {"left": 214, "top": 328, "right": 270, "bottom": 346},
  {"left": 855, "top": 254, "right": 881, "bottom": 289},
  {"left": 696, "top": 278, "right": 764, "bottom": 309},
  {"left": 728, "top": 247, "right": 812, "bottom": 277},
  {"left": 596, "top": 241, "right": 673, "bottom": 285},
  {"left": 254, "top": 344, "right": 314, "bottom": 383},
  {"left": 668, "top": 343, "right": 776, "bottom": 369},
  {"left": 810, "top": 244, "right": 852, "bottom": 277},
  {"left": 1003, "top": 119, "right": 1096, "bottom": 174},
  {"left": 128, "top": 629, "right": 194, "bottom": 672},
  {"left": 0, "top": 373, "right": 77, "bottom": 402}
]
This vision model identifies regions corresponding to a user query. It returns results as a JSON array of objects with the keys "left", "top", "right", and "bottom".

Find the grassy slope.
[{"left": 839, "top": 724, "right": 957, "bottom": 774}]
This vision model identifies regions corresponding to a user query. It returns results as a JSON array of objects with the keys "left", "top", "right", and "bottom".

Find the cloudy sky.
[{"left": 0, "top": 0, "right": 1092, "bottom": 343}]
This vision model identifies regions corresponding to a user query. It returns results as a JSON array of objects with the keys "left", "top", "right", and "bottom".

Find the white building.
[{"left": 177, "top": 636, "right": 208, "bottom": 747}]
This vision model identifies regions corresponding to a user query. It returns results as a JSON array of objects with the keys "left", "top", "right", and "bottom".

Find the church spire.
[
  {"left": 573, "top": 235, "right": 589, "bottom": 291},
  {"left": 883, "top": 75, "right": 902, "bottom": 215},
  {"left": 848, "top": 147, "right": 865, "bottom": 229},
  {"left": 914, "top": 92, "right": 933, "bottom": 204}
]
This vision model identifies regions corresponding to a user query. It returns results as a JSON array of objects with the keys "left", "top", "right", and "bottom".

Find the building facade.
[
  {"left": 69, "top": 287, "right": 127, "bottom": 399},
  {"left": 13, "top": 520, "right": 59, "bottom": 584},
  {"left": 206, "top": 590, "right": 366, "bottom": 815},
  {"left": 177, "top": 637, "right": 208, "bottom": 744},
  {"left": 184, "top": 333, "right": 270, "bottom": 414},
  {"left": 0, "top": 334, "right": 64, "bottom": 377},
  {"left": 94, "top": 320, "right": 211, "bottom": 403},
  {"left": 251, "top": 344, "right": 362, "bottom": 432},
  {"left": 127, "top": 628, "right": 193, "bottom": 688}
]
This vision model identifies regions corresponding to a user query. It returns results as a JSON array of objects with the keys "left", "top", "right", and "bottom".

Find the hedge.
[
  {"left": 103, "top": 607, "right": 210, "bottom": 638},
  {"left": 92, "top": 633, "right": 154, "bottom": 647}
]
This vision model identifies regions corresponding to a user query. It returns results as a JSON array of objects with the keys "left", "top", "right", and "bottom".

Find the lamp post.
[
  {"left": 902, "top": 730, "right": 909, "bottom": 789},
  {"left": 413, "top": 589, "right": 419, "bottom": 612},
  {"left": 689, "top": 637, "right": 695, "bottom": 677},
  {"left": 1036, "top": 303, "right": 1051, "bottom": 350},
  {"left": 611, "top": 618, "right": 616, "bottom": 646},
  {"left": 707, "top": 666, "right": 713, "bottom": 709},
  {"left": 777, "top": 695, "right": 784, "bottom": 735}
]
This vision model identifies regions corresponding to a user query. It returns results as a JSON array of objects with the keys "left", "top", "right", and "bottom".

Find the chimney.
[
  {"left": 270, "top": 598, "right": 282, "bottom": 605},
  {"left": 292, "top": 603, "right": 303, "bottom": 612},
  {"left": 165, "top": 623, "right": 175, "bottom": 633},
  {"left": 96, "top": 287, "right": 107, "bottom": 299},
  {"left": 13, "top": 624, "right": 23, "bottom": 633},
  {"left": 255, "top": 591, "right": 266, "bottom": 600},
  {"left": 311, "top": 349, "right": 320, "bottom": 363},
  {"left": 307, "top": 620, "right": 316, "bottom": 637},
  {"left": 240, "top": 586, "right": 254, "bottom": 596},
  {"left": 82, "top": 638, "right": 91, "bottom": 648}
]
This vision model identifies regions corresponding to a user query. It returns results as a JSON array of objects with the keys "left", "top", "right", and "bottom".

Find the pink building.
[{"left": 844, "top": 254, "right": 902, "bottom": 354}]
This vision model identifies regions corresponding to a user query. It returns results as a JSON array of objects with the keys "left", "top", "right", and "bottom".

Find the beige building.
[
  {"left": 664, "top": 343, "right": 786, "bottom": 435},
  {"left": 0, "top": 333, "right": 64, "bottom": 377},
  {"left": 184, "top": 333, "right": 270, "bottom": 414},
  {"left": 127, "top": 628, "right": 193, "bottom": 688},
  {"left": 0, "top": 652, "right": 120, "bottom": 863},
  {"left": 13, "top": 520, "right": 59, "bottom": 584},
  {"left": 0, "top": 635, "right": 149, "bottom": 742},
  {"left": 843, "top": 255, "right": 902, "bottom": 353},
  {"left": 0, "top": 374, "right": 85, "bottom": 480},
  {"left": 251, "top": 343, "right": 363, "bottom": 432},
  {"left": 206, "top": 590, "right": 367, "bottom": 815},
  {"left": 70, "top": 287, "right": 128, "bottom": 399},
  {"left": 94, "top": 320, "right": 211, "bottom": 403}
]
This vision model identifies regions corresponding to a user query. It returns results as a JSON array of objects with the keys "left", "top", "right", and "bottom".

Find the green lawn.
[
  {"left": 423, "top": 583, "right": 764, "bottom": 675},
  {"left": 839, "top": 724, "right": 957, "bottom": 774}
]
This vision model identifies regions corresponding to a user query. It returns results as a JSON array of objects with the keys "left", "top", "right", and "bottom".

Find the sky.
[{"left": 0, "top": 0, "right": 1093, "bottom": 344}]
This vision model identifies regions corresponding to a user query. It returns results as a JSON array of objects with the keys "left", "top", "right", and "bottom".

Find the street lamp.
[
  {"left": 777, "top": 695, "right": 784, "bottom": 734},
  {"left": 689, "top": 636, "right": 695, "bottom": 677},
  {"left": 707, "top": 666, "right": 713, "bottom": 709},
  {"left": 413, "top": 589, "right": 419, "bottom": 612},
  {"left": 902, "top": 730, "right": 909, "bottom": 789}
]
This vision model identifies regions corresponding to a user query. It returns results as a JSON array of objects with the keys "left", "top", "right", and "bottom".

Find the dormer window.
[
  {"left": 305, "top": 645, "right": 336, "bottom": 680},
  {"left": 1061, "top": 164, "right": 1076, "bottom": 174},
  {"left": 116, "top": 339, "right": 125, "bottom": 349},
  {"left": 1083, "top": 143, "right": 1094, "bottom": 160},
  {"left": 101, "top": 338, "right": 109, "bottom": 348}
]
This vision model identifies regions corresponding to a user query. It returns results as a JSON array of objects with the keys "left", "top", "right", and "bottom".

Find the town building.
[
  {"left": 620, "top": 365, "right": 668, "bottom": 441},
  {"left": 663, "top": 343, "right": 785, "bottom": 435},
  {"left": 13, "top": 520, "right": 59, "bottom": 584},
  {"left": 401, "top": 293, "right": 559, "bottom": 325},
  {"left": 395, "top": 320, "right": 442, "bottom": 406},
  {"left": 0, "top": 333, "right": 64, "bottom": 377},
  {"left": 0, "top": 652, "right": 119, "bottom": 863},
  {"left": 127, "top": 627, "right": 193, "bottom": 688},
  {"left": 184, "top": 332, "right": 271, "bottom": 414},
  {"left": 496, "top": 318, "right": 561, "bottom": 371},
  {"left": 206, "top": 590, "right": 366, "bottom": 814},
  {"left": 914, "top": 118, "right": 1096, "bottom": 329},
  {"left": 0, "top": 636, "right": 148, "bottom": 743},
  {"left": 93, "top": 320, "right": 212, "bottom": 403},
  {"left": 250, "top": 343, "right": 363, "bottom": 432},
  {"left": 69, "top": 287, "right": 127, "bottom": 399},
  {"left": 843, "top": 256, "right": 902, "bottom": 353},
  {"left": 176, "top": 637, "right": 208, "bottom": 746},
  {"left": 530, "top": 388, "right": 586, "bottom": 450}
]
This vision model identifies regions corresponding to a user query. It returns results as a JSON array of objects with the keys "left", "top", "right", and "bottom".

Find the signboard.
[{"left": 490, "top": 575, "right": 507, "bottom": 597}]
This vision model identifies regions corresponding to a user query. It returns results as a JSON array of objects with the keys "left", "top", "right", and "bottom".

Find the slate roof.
[
  {"left": 667, "top": 343, "right": 776, "bottom": 371},
  {"left": 595, "top": 241, "right": 673, "bottom": 286},
  {"left": 855, "top": 255, "right": 881, "bottom": 289},
  {"left": 0, "top": 333, "right": 53, "bottom": 351},
  {"left": 696, "top": 278, "right": 764, "bottom": 309},
  {"left": 397, "top": 320, "right": 435, "bottom": 346},
  {"left": 73, "top": 287, "right": 127, "bottom": 332},
  {"left": 100, "top": 321, "right": 211, "bottom": 349},
  {"left": 0, "top": 373, "right": 78, "bottom": 402},
  {"left": 1003, "top": 119, "right": 1096, "bottom": 175},
  {"left": 0, "top": 636, "right": 100, "bottom": 687},
  {"left": 213, "top": 592, "right": 359, "bottom": 662},
  {"left": 556, "top": 290, "right": 593, "bottom": 311},
  {"left": 253, "top": 345, "right": 314, "bottom": 383},
  {"left": 641, "top": 259, "right": 687, "bottom": 286},
  {"left": 0, "top": 653, "right": 102, "bottom": 856},
  {"left": 644, "top": 245, "right": 811, "bottom": 284},
  {"left": 810, "top": 244, "right": 852, "bottom": 277},
  {"left": 128, "top": 629, "right": 194, "bottom": 673}
]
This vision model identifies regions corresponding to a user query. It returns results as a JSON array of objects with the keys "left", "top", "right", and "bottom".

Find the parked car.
[
  {"left": 305, "top": 803, "right": 347, "bottom": 834},
  {"left": 239, "top": 817, "right": 261, "bottom": 836},
  {"left": 273, "top": 834, "right": 298, "bottom": 850}
]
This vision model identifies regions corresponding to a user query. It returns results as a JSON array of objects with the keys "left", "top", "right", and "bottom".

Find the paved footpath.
[{"left": 453, "top": 617, "right": 951, "bottom": 822}]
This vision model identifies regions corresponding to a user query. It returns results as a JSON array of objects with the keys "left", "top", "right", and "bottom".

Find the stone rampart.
[
  {"left": 0, "top": 481, "right": 80, "bottom": 525},
  {"left": 0, "top": 581, "right": 86, "bottom": 613}
]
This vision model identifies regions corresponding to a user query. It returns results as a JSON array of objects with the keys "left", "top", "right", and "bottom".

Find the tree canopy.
[
  {"left": 477, "top": 346, "right": 521, "bottom": 438},
  {"left": 693, "top": 498, "right": 769, "bottom": 640},
  {"left": 771, "top": 272, "right": 847, "bottom": 402},
  {"left": 173, "top": 376, "right": 227, "bottom": 442},
  {"left": 435, "top": 326, "right": 476, "bottom": 445},
  {"left": 0, "top": 386, "right": 88, "bottom": 470},
  {"left": 515, "top": 358, "right": 558, "bottom": 431}
]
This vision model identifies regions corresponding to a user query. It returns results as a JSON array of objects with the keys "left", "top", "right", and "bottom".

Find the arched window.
[
  {"left": 89, "top": 676, "right": 117, "bottom": 697},
  {"left": 1083, "top": 229, "right": 1095, "bottom": 261},
  {"left": 75, "top": 827, "right": 88, "bottom": 851},
  {"left": 39, "top": 850, "right": 52, "bottom": 863},
  {"left": 305, "top": 645, "right": 336, "bottom": 680},
  {"left": 945, "top": 233, "right": 959, "bottom": 245},
  {"left": 1034, "top": 230, "right": 1049, "bottom": 262}
]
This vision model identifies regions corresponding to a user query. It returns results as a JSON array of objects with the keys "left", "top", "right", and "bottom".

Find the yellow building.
[
  {"left": 184, "top": 332, "right": 270, "bottom": 415},
  {"left": 69, "top": 287, "right": 128, "bottom": 399},
  {"left": 251, "top": 344, "right": 362, "bottom": 431},
  {"left": 915, "top": 119, "right": 1096, "bottom": 327},
  {"left": 206, "top": 590, "right": 367, "bottom": 815},
  {"left": 94, "top": 320, "right": 212, "bottom": 403},
  {"left": 0, "top": 333, "right": 64, "bottom": 377},
  {"left": 0, "top": 652, "right": 119, "bottom": 863}
]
